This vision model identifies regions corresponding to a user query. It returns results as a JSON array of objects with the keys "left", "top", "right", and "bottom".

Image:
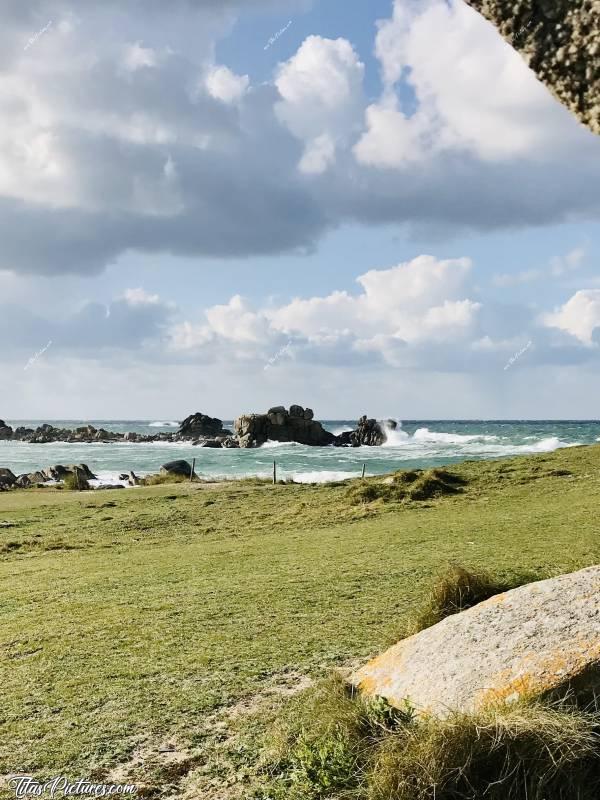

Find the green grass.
[
  {"left": 1, "top": 444, "right": 600, "bottom": 797},
  {"left": 259, "top": 675, "right": 600, "bottom": 800}
]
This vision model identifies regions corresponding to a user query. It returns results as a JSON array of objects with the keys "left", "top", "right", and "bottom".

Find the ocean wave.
[
  {"left": 412, "top": 428, "right": 499, "bottom": 444},
  {"left": 261, "top": 439, "right": 298, "bottom": 449},
  {"left": 148, "top": 421, "right": 179, "bottom": 427},
  {"left": 329, "top": 425, "right": 354, "bottom": 436},
  {"left": 518, "top": 436, "right": 576, "bottom": 453},
  {"left": 381, "top": 425, "right": 410, "bottom": 447},
  {"left": 88, "top": 471, "right": 141, "bottom": 488}
]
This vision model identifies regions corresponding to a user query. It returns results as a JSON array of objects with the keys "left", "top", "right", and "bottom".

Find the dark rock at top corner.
[{"left": 178, "top": 412, "right": 224, "bottom": 439}]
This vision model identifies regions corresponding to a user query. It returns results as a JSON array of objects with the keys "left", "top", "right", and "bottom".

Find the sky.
[{"left": 1, "top": 0, "right": 600, "bottom": 420}]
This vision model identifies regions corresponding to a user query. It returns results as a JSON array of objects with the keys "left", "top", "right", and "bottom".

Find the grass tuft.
[
  {"left": 63, "top": 472, "right": 90, "bottom": 491},
  {"left": 140, "top": 473, "right": 188, "bottom": 486},
  {"left": 407, "top": 564, "right": 541, "bottom": 635},
  {"left": 347, "top": 469, "right": 467, "bottom": 506},
  {"left": 261, "top": 678, "right": 600, "bottom": 800}
]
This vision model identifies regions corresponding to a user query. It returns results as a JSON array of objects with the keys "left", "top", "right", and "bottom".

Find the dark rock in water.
[
  {"left": 0, "top": 468, "right": 17, "bottom": 487},
  {"left": 336, "top": 416, "right": 390, "bottom": 447},
  {"left": 197, "top": 438, "right": 224, "bottom": 448},
  {"left": 221, "top": 436, "right": 240, "bottom": 449},
  {"left": 13, "top": 427, "right": 34, "bottom": 440},
  {"left": 0, "top": 421, "right": 13, "bottom": 440},
  {"left": 178, "top": 413, "right": 224, "bottom": 439},
  {"left": 160, "top": 460, "right": 195, "bottom": 478},
  {"left": 235, "top": 405, "right": 336, "bottom": 448},
  {"left": 15, "top": 474, "right": 32, "bottom": 488}
]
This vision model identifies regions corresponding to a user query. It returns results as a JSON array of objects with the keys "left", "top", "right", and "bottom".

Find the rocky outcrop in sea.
[
  {"left": 235, "top": 405, "right": 335, "bottom": 448},
  {"left": 336, "top": 416, "right": 396, "bottom": 447},
  {"left": 0, "top": 407, "right": 395, "bottom": 452}
]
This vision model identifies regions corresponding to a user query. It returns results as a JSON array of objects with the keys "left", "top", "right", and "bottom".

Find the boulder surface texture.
[
  {"left": 465, "top": 0, "right": 599, "bottom": 135},
  {"left": 353, "top": 566, "right": 600, "bottom": 717}
]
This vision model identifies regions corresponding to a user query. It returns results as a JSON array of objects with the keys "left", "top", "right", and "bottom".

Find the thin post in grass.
[
  {"left": 273, "top": 460, "right": 277, "bottom": 484},
  {"left": 190, "top": 458, "right": 196, "bottom": 483},
  {"left": 361, "top": 463, "right": 366, "bottom": 479}
]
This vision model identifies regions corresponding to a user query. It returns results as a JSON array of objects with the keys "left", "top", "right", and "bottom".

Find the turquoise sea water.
[{"left": 1, "top": 420, "right": 599, "bottom": 485}]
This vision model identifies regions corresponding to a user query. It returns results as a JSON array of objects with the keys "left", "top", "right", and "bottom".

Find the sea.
[{"left": 1, "top": 420, "right": 599, "bottom": 487}]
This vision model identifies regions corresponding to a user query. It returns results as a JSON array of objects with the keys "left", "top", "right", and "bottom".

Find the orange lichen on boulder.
[{"left": 353, "top": 566, "right": 600, "bottom": 717}]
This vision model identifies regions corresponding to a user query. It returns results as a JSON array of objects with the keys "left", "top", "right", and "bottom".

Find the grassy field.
[{"left": 1, "top": 445, "right": 600, "bottom": 797}]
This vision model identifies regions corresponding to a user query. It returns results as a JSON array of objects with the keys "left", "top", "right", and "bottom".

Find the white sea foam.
[
  {"left": 261, "top": 439, "right": 298, "bottom": 448},
  {"left": 330, "top": 425, "right": 354, "bottom": 436},
  {"left": 520, "top": 436, "right": 573, "bottom": 453},
  {"left": 412, "top": 428, "right": 499, "bottom": 444},
  {"left": 88, "top": 471, "right": 140, "bottom": 488},
  {"left": 285, "top": 470, "right": 360, "bottom": 483},
  {"left": 381, "top": 421, "right": 410, "bottom": 447},
  {"left": 148, "top": 421, "right": 179, "bottom": 427}
]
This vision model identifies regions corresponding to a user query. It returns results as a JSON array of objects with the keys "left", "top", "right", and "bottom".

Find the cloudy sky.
[{"left": 2, "top": 0, "right": 600, "bottom": 420}]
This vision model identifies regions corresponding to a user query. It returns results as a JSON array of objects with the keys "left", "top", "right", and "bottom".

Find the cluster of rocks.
[
  {"left": 0, "top": 408, "right": 396, "bottom": 450},
  {"left": 0, "top": 422, "right": 176, "bottom": 444},
  {"left": 0, "top": 416, "right": 230, "bottom": 445},
  {"left": 0, "top": 463, "right": 97, "bottom": 490},
  {"left": 234, "top": 407, "right": 395, "bottom": 448},
  {"left": 235, "top": 405, "right": 335, "bottom": 448}
]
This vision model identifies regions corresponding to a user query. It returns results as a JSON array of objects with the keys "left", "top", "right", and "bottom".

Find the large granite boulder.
[
  {"left": 465, "top": 0, "right": 600, "bottom": 135},
  {"left": 16, "top": 470, "right": 47, "bottom": 487},
  {"left": 0, "top": 468, "right": 17, "bottom": 488},
  {"left": 178, "top": 413, "right": 225, "bottom": 439},
  {"left": 42, "top": 464, "right": 97, "bottom": 482},
  {"left": 160, "top": 460, "right": 195, "bottom": 478},
  {"left": 336, "top": 416, "right": 395, "bottom": 447},
  {"left": 235, "top": 405, "right": 336, "bottom": 448},
  {"left": 0, "top": 421, "right": 13, "bottom": 440},
  {"left": 353, "top": 566, "right": 600, "bottom": 717}
]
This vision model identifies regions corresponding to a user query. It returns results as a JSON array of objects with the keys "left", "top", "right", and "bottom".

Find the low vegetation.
[
  {"left": 140, "top": 472, "right": 189, "bottom": 486},
  {"left": 347, "top": 468, "right": 467, "bottom": 505},
  {"left": 0, "top": 444, "right": 600, "bottom": 797},
  {"left": 63, "top": 472, "right": 90, "bottom": 491},
  {"left": 261, "top": 674, "right": 600, "bottom": 800},
  {"left": 259, "top": 565, "right": 600, "bottom": 799}
]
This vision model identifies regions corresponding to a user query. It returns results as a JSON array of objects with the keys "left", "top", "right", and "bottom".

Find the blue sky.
[{"left": 1, "top": 0, "right": 599, "bottom": 419}]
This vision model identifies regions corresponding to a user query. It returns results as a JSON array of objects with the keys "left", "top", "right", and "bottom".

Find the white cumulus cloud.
[{"left": 542, "top": 290, "right": 600, "bottom": 345}]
